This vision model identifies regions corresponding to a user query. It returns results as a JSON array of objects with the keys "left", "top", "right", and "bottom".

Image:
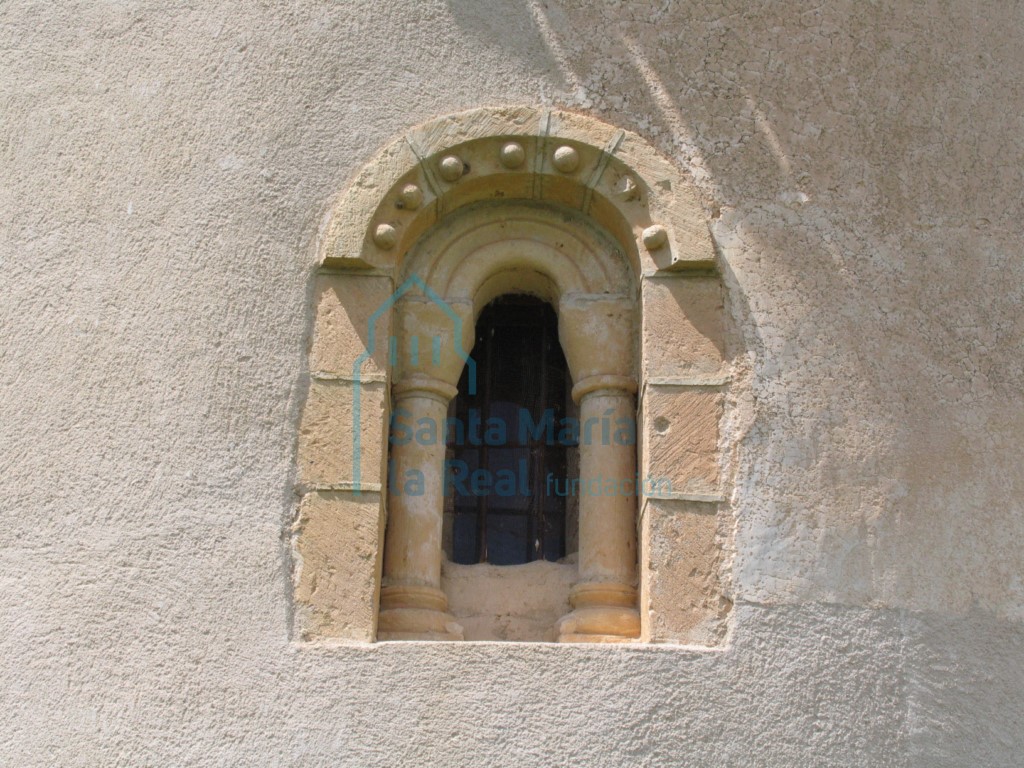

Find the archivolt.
[
  {"left": 402, "top": 203, "right": 633, "bottom": 312},
  {"left": 319, "top": 106, "right": 715, "bottom": 277}
]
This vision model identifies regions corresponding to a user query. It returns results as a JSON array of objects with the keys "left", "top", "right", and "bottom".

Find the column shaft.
[
  {"left": 377, "top": 380, "right": 463, "bottom": 640},
  {"left": 558, "top": 386, "right": 640, "bottom": 642},
  {"left": 577, "top": 391, "right": 637, "bottom": 583}
]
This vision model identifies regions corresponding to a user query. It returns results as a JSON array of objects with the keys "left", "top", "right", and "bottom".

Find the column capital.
[
  {"left": 558, "top": 294, "right": 634, "bottom": 386},
  {"left": 394, "top": 295, "right": 474, "bottom": 387}
]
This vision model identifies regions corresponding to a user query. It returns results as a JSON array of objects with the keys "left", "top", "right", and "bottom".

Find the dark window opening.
[{"left": 444, "top": 294, "right": 576, "bottom": 565}]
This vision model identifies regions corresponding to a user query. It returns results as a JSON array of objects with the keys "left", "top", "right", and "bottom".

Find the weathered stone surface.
[
  {"left": 442, "top": 559, "right": 576, "bottom": 642},
  {"left": 296, "top": 379, "right": 386, "bottom": 488},
  {"left": 642, "top": 275, "right": 727, "bottom": 378},
  {"left": 310, "top": 273, "right": 394, "bottom": 377},
  {"left": 393, "top": 296, "right": 475, "bottom": 387},
  {"left": 558, "top": 294, "right": 635, "bottom": 384},
  {"left": 323, "top": 106, "right": 717, "bottom": 277},
  {"left": 642, "top": 386, "right": 723, "bottom": 495},
  {"left": 642, "top": 499, "right": 729, "bottom": 645},
  {"left": 293, "top": 490, "right": 385, "bottom": 641},
  {"left": 322, "top": 137, "right": 424, "bottom": 269}
]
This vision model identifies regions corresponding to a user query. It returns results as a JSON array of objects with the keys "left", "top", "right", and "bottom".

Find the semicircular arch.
[{"left": 320, "top": 106, "right": 714, "bottom": 276}]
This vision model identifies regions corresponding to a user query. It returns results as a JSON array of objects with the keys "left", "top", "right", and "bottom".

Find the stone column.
[
  {"left": 377, "top": 375, "right": 463, "bottom": 640},
  {"left": 557, "top": 296, "right": 640, "bottom": 642},
  {"left": 555, "top": 376, "right": 640, "bottom": 642},
  {"left": 377, "top": 295, "right": 471, "bottom": 640}
]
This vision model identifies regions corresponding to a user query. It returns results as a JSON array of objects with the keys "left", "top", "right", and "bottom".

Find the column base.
[
  {"left": 377, "top": 585, "right": 464, "bottom": 641},
  {"left": 556, "top": 582, "right": 640, "bottom": 642}
]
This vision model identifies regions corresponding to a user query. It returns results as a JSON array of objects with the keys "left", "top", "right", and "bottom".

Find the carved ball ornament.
[
  {"left": 438, "top": 155, "right": 465, "bottom": 182},
  {"left": 499, "top": 142, "right": 526, "bottom": 169},
  {"left": 552, "top": 145, "right": 580, "bottom": 173}
]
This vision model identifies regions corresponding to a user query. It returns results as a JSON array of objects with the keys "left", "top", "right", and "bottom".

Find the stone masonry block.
[
  {"left": 641, "top": 275, "right": 726, "bottom": 378},
  {"left": 293, "top": 490, "right": 385, "bottom": 641},
  {"left": 297, "top": 379, "right": 386, "bottom": 488},
  {"left": 310, "top": 273, "right": 394, "bottom": 377},
  {"left": 322, "top": 137, "right": 422, "bottom": 269},
  {"left": 642, "top": 498, "right": 729, "bottom": 645},
  {"left": 642, "top": 386, "right": 722, "bottom": 496}
]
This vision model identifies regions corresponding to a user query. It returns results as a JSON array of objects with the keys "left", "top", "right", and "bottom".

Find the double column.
[
  {"left": 378, "top": 289, "right": 640, "bottom": 642},
  {"left": 377, "top": 296, "right": 471, "bottom": 640},
  {"left": 556, "top": 295, "right": 640, "bottom": 642}
]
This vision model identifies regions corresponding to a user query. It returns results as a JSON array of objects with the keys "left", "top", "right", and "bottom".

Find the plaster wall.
[{"left": 1, "top": 1, "right": 1022, "bottom": 765}]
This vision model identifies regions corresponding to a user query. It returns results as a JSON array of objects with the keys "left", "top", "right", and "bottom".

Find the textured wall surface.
[{"left": 2, "top": 1, "right": 1022, "bottom": 765}]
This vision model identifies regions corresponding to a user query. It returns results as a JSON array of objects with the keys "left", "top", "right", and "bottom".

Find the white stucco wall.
[{"left": 2, "top": 1, "right": 1022, "bottom": 765}]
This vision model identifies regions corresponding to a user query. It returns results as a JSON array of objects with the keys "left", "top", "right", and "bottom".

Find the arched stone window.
[{"left": 293, "top": 108, "right": 731, "bottom": 645}]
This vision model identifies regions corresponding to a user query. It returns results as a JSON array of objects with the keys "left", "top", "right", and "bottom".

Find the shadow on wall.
[
  {"left": 439, "top": 0, "right": 1024, "bottom": 618},
  {"left": 443, "top": 0, "right": 576, "bottom": 93}
]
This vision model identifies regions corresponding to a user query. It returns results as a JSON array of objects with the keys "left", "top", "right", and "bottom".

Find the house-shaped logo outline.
[{"left": 351, "top": 274, "right": 477, "bottom": 495}]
